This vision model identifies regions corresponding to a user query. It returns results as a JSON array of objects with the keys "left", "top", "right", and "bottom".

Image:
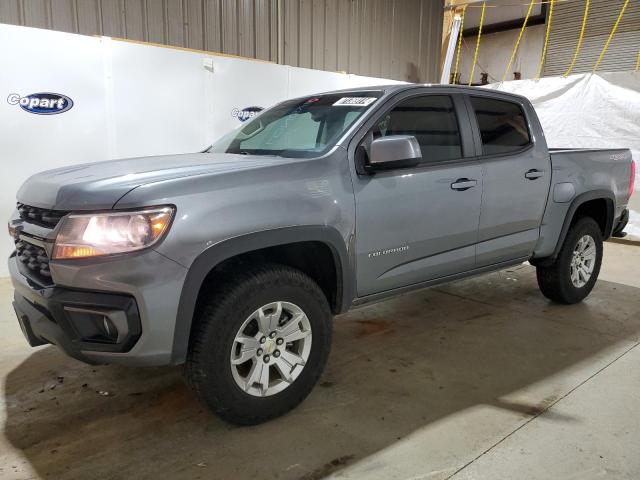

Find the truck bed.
[
  {"left": 532, "top": 147, "right": 633, "bottom": 259},
  {"left": 548, "top": 147, "right": 631, "bottom": 214}
]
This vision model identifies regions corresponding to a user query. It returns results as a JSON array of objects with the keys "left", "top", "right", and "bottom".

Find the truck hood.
[{"left": 17, "top": 152, "right": 292, "bottom": 210}]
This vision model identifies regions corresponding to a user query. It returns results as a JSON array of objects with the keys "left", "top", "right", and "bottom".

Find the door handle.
[
  {"left": 525, "top": 169, "right": 544, "bottom": 180},
  {"left": 451, "top": 178, "right": 477, "bottom": 191}
]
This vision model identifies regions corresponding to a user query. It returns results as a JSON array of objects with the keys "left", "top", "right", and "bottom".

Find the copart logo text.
[
  {"left": 231, "top": 106, "right": 263, "bottom": 122},
  {"left": 7, "top": 92, "right": 74, "bottom": 115}
]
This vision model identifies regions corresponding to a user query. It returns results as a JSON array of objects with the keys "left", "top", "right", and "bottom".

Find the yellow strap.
[
  {"left": 502, "top": 0, "right": 535, "bottom": 82},
  {"left": 535, "top": 0, "right": 554, "bottom": 80},
  {"left": 468, "top": 1, "right": 486, "bottom": 86},
  {"left": 593, "top": 0, "right": 629, "bottom": 73},
  {"left": 563, "top": 0, "right": 590, "bottom": 77},
  {"left": 453, "top": 6, "right": 467, "bottom": 84}
]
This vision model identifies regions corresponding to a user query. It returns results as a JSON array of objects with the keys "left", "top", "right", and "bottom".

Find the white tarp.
[
  {"left": 0, "top": 23, "right": 403, "bottom": 276},
  {"left": 488, "top": 72, "right": 640, "bottom": 240}
]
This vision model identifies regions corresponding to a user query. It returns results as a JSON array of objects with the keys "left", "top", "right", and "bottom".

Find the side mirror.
[{"left": 368, "top": 135, "right": 422, "bottom": 172}]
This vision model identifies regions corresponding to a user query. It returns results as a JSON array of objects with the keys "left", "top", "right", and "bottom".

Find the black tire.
[
  {"left": 536, "top": 217, "right": 603, "bottom": 304},
  {"left": 184, "top": 263, "right": 332, "bottom": 425}
]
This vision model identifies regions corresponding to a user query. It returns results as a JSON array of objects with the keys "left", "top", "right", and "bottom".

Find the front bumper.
[
  {"left": 9, "top": 247, "right": 188, "bottom": 366},
  {"left": 12, "top": 275, "right": 142, "bottom": 364}
]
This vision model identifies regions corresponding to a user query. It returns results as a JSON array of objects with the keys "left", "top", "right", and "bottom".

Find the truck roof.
[{"left": 313, "top": 83, "right": 529, "bottom": 102}]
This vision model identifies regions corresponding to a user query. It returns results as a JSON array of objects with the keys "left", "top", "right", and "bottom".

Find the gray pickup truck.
[{"left": 8, "top": 84, "right": 635, "bottom": 424}]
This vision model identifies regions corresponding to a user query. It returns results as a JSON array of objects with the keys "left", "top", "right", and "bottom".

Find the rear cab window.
[{"left": 469, "top": 96, "right": 531, "bottom": 156}]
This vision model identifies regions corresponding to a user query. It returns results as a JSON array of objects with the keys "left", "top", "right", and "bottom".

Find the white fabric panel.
[
  {"left": 0, "top": 25, "right": 108, "bottom": 275},
  {"left": 108, "top": 39, "right": 212, "bottom": 158}
]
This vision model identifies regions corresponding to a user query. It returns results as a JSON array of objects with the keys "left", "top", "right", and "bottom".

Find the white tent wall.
[
  {"left": 487, "top": 72, "right": 640, "bottom": 240},
  {"left": 0, "top": 23, "right": 403, "bottom": 276}
]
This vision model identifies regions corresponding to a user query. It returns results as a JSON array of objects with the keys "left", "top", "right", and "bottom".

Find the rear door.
[
  {"left": 465, "top": 94, "right": 552, "bottom": 266},
  {"left": 350, "top": 90, "right": 482, "bottom": 297}
]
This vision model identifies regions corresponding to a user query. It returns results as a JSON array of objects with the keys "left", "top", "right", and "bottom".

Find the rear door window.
[{"left": 470, "top": 97, "right": 531, "bottom": 155}]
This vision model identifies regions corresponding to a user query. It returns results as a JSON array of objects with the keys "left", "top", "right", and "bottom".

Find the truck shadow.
[{"left": 3, "top": 266, "right": 640, "bottom": 480}]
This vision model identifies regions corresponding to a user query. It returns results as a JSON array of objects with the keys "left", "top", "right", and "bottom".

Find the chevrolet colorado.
[{"left": 8, "top": 85, "right": 635, "bottom": 424}]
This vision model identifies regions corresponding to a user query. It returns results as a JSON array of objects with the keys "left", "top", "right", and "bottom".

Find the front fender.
[{"left": 170, "top": 225, "right": 353, "bottom": 364}]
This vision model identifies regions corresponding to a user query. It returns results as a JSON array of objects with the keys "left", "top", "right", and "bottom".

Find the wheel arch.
[
  {"left": 171, "top": 226, "right": 353, "bottom": 364},
  {"left": 534, "top": 190, "right": 615, "bottom": 266}
]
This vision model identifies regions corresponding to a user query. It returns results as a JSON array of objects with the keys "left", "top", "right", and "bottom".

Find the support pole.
[
  {"left": 453, "top": 6, "right": 466, "bottom": 84},
  {"left": 441, "top": 14, "right": 463, "bottom": 84}
]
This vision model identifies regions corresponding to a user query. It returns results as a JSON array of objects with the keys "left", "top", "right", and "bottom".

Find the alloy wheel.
[
  {"left": 570, "top": 234, "right": 596, "bottom": 288},
  {"left": 230, "top": 301, "right": 312, "bottom": 397}
]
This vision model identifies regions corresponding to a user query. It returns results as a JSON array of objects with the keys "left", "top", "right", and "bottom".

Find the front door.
[{"left": 351, "top": 92, "right": 482, "bottom": 297}]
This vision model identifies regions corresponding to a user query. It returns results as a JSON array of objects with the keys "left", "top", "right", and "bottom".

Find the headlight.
[{"left": 53, "top": 206, "right": 175, "bottom": 260}]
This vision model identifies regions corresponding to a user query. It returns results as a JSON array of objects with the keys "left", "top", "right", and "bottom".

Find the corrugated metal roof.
[{"left": 544, "top": 0, "right": 640, "bottom": 76}]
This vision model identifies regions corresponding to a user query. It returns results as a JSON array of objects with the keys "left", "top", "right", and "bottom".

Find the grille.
[
  {"left": 16, "top": 239, "right": 52, "bottom": 284},
  {"left": 17, "top": 203, "right": 67, "bottom": 228}
]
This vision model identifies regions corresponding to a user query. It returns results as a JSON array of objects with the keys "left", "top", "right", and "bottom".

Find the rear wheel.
[
  {"left": 185, "top": 264, "right": 332, "bottom": 425},
  {"left": 536, "top": 217, "right": 603, "bottom": 304}
]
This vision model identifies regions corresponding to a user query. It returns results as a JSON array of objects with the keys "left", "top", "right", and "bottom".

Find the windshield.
[{"left": 208, "top": 92, "right": 382, "bottom": 158}]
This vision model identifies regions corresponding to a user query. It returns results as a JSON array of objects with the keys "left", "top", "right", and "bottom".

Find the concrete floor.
[{"left": 1, "top": 242, "right": 639, "bottom": 480}]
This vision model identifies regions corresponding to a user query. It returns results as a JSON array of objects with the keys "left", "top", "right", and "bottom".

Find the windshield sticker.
[{"left": 333, "top": 97, "right": 377, "bottom": 107}]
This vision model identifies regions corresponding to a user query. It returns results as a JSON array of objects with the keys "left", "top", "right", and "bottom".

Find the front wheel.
[
  {"left": 536, "top": 217, "right": 603, "bottom": 304},
  {"left": 184, "top": 264, "right": 332, "bottom": 425}
]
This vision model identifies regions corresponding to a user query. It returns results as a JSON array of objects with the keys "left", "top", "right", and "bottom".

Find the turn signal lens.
[
  {"left": 53, "top": 206, "right": 175, "bottom": 260},
  {"left": 55, "top": 246, "right": 101, "bottom": 258}
]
